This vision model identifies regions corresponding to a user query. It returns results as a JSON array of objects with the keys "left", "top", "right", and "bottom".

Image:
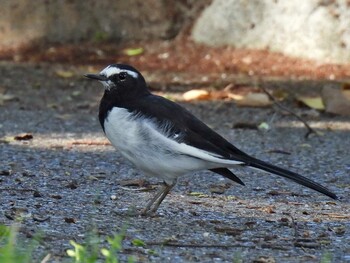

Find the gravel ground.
[{"left": 0, "top": 62, "right": 350, "bottom": 262}]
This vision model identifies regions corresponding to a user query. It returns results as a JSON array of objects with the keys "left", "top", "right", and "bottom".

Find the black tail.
[
  {"left": 210, "top": 168, "right": 245, "bottom": 186},
  {"left": 247, "top": 157, "right": 337, "bottom": 200}
]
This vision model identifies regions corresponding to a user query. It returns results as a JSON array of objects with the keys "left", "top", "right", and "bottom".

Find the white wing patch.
[
  {"left": 175, "top": 141, "right": 243, "bottom": 165},
  {"left": 100, "top": 65, "right": 138, "bottom": 79},
  {"left": 141, "top": 114, "right": 244, "bottom": 166}
]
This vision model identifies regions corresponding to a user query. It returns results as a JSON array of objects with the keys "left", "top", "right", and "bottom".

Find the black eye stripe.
[
  {"left": 119, "top": 72, "right": 127, "bottom": 80},
  {"left": 108, "top": 72, "right": 128, "bottom": 81}
]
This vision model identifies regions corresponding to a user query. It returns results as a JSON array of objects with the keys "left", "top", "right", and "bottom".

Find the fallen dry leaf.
[
  {"left": 183, "top": 89, "right": 210, "bottom": 101},
  {"left": 322, "top": 213, "right": 350, "bottom": 219},
  {"left": 209, "top": 184, "right": 229, "bottom": 194},
  {"left": 267, "top": 190, "right": 292, "bottom": 196},
  {"left": 0, "top": 136, "right": 15, "bottom": 144},
  {"left": 14, "top": 133, "right": 33, "bottom": 141},
  {"left": 64, "top": 217, "right": 77, "bottom": 223},
  {"left": 214, "top": 226, "right": 243, "bottom": 236},
  {"left": 271, "top": 89, "right": 289, "bottom": 100},
  {"left": 50, "top": 194, "right": 62, "bottom": 199},
  {"left": 209, "top": 90, "right": 231, "bottom": 100},
  {"left": 232, "top": 92, "right": 272, "bottom": 107},
  {"left": 55, "top": 70, "right": 74, "bottom": 78},
  {"left": 0, "top": 170, "right": 11, "bottom": 176},
  {"left": 71, "top": 140, "right": 111, "bottom": 146},
  {"left": 322, "top": 84, "right": 350, "bottom": 116},
  {"left": 259, "top": 205, "right": 276, "bottom": 214},
  {"left": 0, "top": 93, "right": 17, "bottom": 105},
  {"left": 297, "top": 96, "right": 325, "bottom": 110},
  {"left": 343, "top": 83, "right": 350, "bottom": 100},
  {"left": 119, "top": 179, "right": 148, "bottom": 187}
]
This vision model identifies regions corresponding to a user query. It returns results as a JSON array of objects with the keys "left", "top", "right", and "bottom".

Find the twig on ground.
[
  {"left": 290, "top": 214, "right": 298, "bottom": 238},
  {"left": 259, "top": 85, "right": 318, "bottom": 138},
  {"left": 71, "top": 140, "right": 111, "bottom": 146}
]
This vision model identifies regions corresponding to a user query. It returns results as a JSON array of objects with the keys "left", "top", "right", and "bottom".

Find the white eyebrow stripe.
[{"left": 100, "top": 66, "right": 138, "bottom": 79}]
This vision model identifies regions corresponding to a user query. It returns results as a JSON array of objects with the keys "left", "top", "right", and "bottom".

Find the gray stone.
[{"left": 192, "top": 0, "right": 350, "bottom": 64}]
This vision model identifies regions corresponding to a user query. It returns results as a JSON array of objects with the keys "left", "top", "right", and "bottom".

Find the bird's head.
[{"left": 84, "top": 64, "right": 148, "bottom": 95}]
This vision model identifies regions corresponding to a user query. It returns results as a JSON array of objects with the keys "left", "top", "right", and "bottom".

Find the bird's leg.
[
  {"left": 149, "top": 182, "right": 175, "bottom": 213},
  {"left": 141, "top": 181, "right": 176, "bottom": 215},
  {"left": 141, "top": 185, "right": 167, "bottom": 214}
]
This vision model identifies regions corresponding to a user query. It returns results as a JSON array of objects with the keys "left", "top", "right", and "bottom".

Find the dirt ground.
[
  {"left": 3, "top": 38, "right": 350, "bottom": 81},
  {"left": 0, "top": 42, "right": 350, "bottom": 262}
]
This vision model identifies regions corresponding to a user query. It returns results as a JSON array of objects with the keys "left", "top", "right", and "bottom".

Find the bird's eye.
[{"left": 118, "top": 72, "right": 127, "bottom": 81}]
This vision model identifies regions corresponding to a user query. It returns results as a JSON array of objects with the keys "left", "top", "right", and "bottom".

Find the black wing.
[
  {"left": 121, "top": 94, "right": 337, "bottom": 199},
  {"left": 121, "top": 94, "right": 249, "bottom": 159}
]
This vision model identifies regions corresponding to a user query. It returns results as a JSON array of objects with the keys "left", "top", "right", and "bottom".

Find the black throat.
[{"left": 98, "top": 87, "right": 150, "bottom": 132}]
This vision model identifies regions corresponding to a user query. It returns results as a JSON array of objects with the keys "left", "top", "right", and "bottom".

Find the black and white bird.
[{"left": 85, "top": 64, "right": 337, "bottom": 215}]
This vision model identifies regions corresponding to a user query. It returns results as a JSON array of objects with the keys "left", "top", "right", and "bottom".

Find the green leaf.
[
  {"left": 66, "top": 249, "right": 76, "bottom": 257},
  {"left": 124, "top": 48, "right": 144, "bottom": 56},
  {"left": 101, "top": 248, "right": 110, "bottom": 257},
  {"left": 0, "top": 225, "right": 10, "bottom": 239},
  {"left": 131, "top": 239, "right": 146, "bottom": 247},
  {"left": 147, "top": 249, "right": 158, "bottom": 256},
  {"left": 107, "top": 234, "right": 123, "bottom": 251}
]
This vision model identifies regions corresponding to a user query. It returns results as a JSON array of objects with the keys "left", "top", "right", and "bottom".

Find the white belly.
[{"left": 104, "top": 107, "right": 242, "bottom": 183}]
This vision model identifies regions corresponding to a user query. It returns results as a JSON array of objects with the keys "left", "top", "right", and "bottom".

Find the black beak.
[{"left": 84, "top": 73, "right": 108, "bottom": 81}]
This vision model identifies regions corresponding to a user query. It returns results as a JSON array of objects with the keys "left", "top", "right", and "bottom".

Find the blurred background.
[{"left": 1, "top": 0, "right": 350, "bottom": 113}]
